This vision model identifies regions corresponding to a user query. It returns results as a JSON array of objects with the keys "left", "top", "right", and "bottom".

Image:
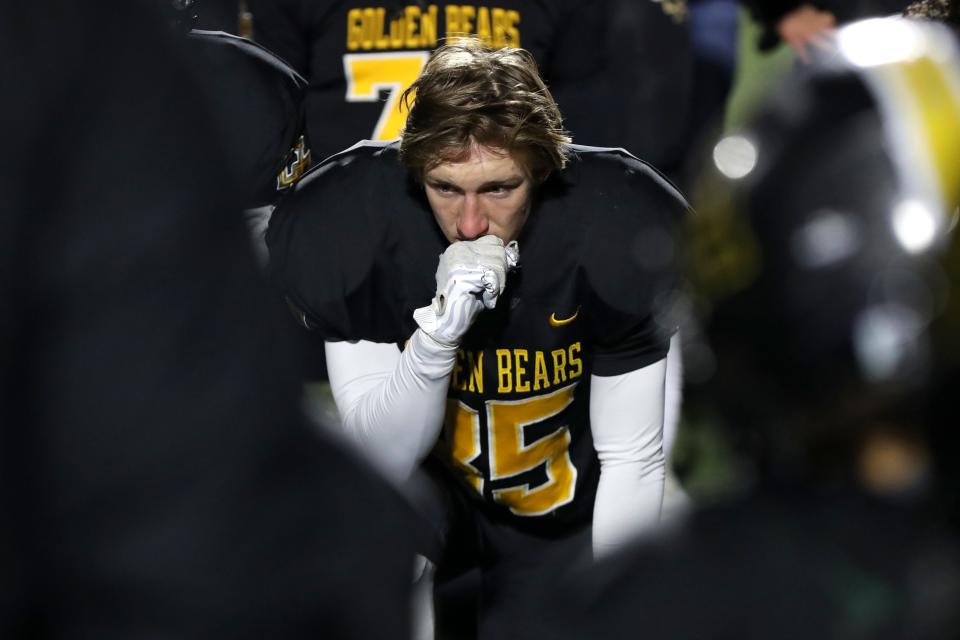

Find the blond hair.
[{"left": 399, "top": 39, "right": 570, "bottom": 180}]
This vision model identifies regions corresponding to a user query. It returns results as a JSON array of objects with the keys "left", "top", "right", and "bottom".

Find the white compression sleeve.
[
  {"left": 663, "top": 332, "right": 683, "bottom": 459},
  {"left": 590, "top": 357, "right": 667, "bottom": 558},
  {"left": 324, "top": 330, "right": 457, "bottom": 484}
]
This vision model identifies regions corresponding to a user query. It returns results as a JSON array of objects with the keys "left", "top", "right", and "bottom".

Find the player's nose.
[{"left": 456, "top": 194, "right": 489, "bottom": 240}]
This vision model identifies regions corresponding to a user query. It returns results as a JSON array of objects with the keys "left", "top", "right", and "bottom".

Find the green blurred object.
[
  {"left": 672, "top": 411, "right": 753, "bottom": 503},
  {"left": 673, "top": 13, "right": 796, "bottom": 503},
  {"left": 724, "top": 8, "right": 796, "bottom": 132}
]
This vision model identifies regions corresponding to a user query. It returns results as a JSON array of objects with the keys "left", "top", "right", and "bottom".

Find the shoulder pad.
[
  {"left": 267, "top": 143, "right": 442, "bottom": 341},
  {"left": 571, "top": 147, "right": 690, "bottom": 317},
  {"left": 187, "top": 30, "right": 309, "bottom": 207}
]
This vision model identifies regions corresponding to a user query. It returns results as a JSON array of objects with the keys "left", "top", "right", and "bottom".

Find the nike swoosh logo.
[{"left": 549, "top": 306, "right": 580, "bottom": 327}]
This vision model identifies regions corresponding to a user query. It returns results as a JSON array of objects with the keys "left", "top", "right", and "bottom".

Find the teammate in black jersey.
[
  {"left": 246, "top": 0, "right": 614, "bottom": 164},
  {"left": 245, "top": 0, "right": 696, "bottom": 182},
  {"left": 268, "top": 39, "right": 688, "bottom": 637}
]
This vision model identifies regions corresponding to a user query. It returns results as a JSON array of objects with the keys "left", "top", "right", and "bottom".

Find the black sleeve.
[
  {"left": 580, "top": 153, "right": 689, "bottom": 376},
  {"left": 0, "top": 3, "right": 413, "bottom": 637},
  {"left": 247, "top": 0, "right": 311, "bottom": 74}
]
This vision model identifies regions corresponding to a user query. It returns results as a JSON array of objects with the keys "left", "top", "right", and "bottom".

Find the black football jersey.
[
  {"left": 246, "top": 0, "right": 610, "bottom": 163},
  {"left": 186, "top": 30, "right": 312, "bottom": 207},
  {"left": 268, "top": 141, "right": 687, "bottom": 529}
]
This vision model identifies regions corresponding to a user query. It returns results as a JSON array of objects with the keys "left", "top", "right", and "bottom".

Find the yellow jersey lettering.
[
  {"left": 347, "top": 8, "right": 364, "bottom": 50},
  {"left": 533, "top": 351, "right": 550, "bottom": 391},
  {"left": 568, "top": 342, "right": 583, "bottom": 379},
  {"left": 505, "top": 9, "right": 520, "bottom": 46},
  {"left": 551, "top": 349, "right": 568, "bottom": 385},
  {"left": 497, "top": 348, "right": 512, "bottom": 393},
  {"left": 476, "top": 6, "right": 492, "bottom": 46},
  {"left": 374, "top": 8, "right": 390, "bottom": 48},
  {"left": 389, "top": 13, "right": 405, "bottom": 48},
  {"left": 489, "top": 382, "right": 579, "bottom": 515},
  {"left": 360, "top": 7, "right": 377, "bottom": 50},
  {"left": 421, "top": 5, "right": 438, "bottom": 46},
  {"left": 347, "top": 5, "right": 447, "bottom": 51},
  {"left": 452, "top": 349, "right": 465, "bottom": 390},
  {"left": 467, "top": 350, "right": 484, "bottom": 393},
  {"left": 446, "top": 5, "right": 461, "bottom": 36},
  {"left": 458, "top": 5, "right": 476, "bottom": 37},
  {"left": 514, "top": 349, "right": 530, "bottom": 393},
  {"left": 445, "top": 400, "right": 484, "bottom": 494},
  {"left": 443, "top": 5, "right": 515, "bottom": 45},
  {"left": 404, "top": 5, "right": 421, "bottom": 48},
  {"left": 491, "top": 8, "right": 507, "bottom": 47}
]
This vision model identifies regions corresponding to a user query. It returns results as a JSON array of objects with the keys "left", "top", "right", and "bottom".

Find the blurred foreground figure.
[
  {"left": 157, "top": 0, "right": 312, "bottom": 263},
  {"left": 0, "top": 2, "right": 413, "bottom": 637},
  {"left": 529, "top": 19, "right": 960, "bottom": 639}
]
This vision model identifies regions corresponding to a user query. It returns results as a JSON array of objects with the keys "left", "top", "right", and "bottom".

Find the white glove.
[{"left": 413, "top": 236, "right": 520, "bottom": 347}]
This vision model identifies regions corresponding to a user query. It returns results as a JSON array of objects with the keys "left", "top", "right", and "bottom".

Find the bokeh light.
[
  {"left": 712, "top": 135, "right": 757, "bottom": 180},
  {"left": 892, "top": 198, "right": 940, "bottom": 254}
]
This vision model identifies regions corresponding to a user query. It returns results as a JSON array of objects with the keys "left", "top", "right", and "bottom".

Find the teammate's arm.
[
  {"left": 589, "top": 356, "right": 668, "bottom": 558},
  {"left": 741, "top": 0, "right": 836, "bottom": 56},
  {"left": 773, "top": 4, "right": 837, "bottom": 63},
  {"left": 325, "top": 237, "right": 516, "bottom": 483},
  {"left": 325, "top": 333, "right": 456, "bottom": 483}
]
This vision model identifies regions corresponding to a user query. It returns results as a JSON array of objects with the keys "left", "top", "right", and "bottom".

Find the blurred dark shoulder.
[
  {"left": 533, "top": 488, "right": 960, "bottom": 640},
  {"left": 185, "top": 29, "right": 310, "bottom": 207}
]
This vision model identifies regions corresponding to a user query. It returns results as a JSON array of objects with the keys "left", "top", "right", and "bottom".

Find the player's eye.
[
  {"left": 484, "top": 183, "right": 517, "bottom": 196},
  {"left": 431, "top": 182, "right": 458, "bottom": 195}
]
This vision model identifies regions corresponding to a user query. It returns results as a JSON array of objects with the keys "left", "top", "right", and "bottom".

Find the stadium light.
[
  {"left": 712, "top": 135, "right": 757, "bottom": 180},
  {"left": 892, "top": 198, "right": 940, "bottom": 254}
]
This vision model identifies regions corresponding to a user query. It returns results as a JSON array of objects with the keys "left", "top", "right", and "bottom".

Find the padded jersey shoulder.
[
  {"left": 267, "top": 141, "right": 442, "bottom": 342},
  {"left": 544, "top": 145, "right": 689, "bottom": 317},
  {"left": 186, "top": 29, "right": 310, "bottom": 206},
  {"left": 188, "top": 29, "right": 307, "bottom": 90}
]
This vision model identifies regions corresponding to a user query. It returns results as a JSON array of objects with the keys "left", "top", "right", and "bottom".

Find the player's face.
[{"left": 423, "top": 144, "right": 534, "bottom": 243}]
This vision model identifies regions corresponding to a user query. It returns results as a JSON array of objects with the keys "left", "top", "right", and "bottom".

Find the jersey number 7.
[{"left": 343, "top": 51, "right": 430, "bottom": 142}]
